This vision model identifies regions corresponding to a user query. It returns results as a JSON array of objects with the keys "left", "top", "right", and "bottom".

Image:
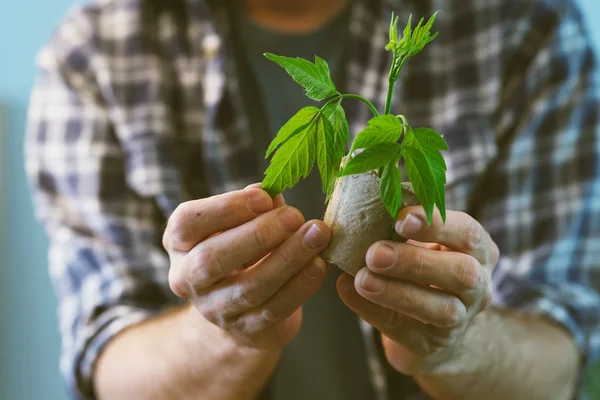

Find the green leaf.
[
  {"left": 322, "top": 100, "right": 350, "bottom": 158},
  {"left": 401, "top": 146, "right": 437, "bottom": 224},
  {"left": 413, "top": 17, "right": 425, "bottom": 42},
  {"left": 350, "top": 115, "right": 405, "bottom": 154},
  {"left": 387, "top": 12, "right": 439, "bottom": 60},
  {"left": 403, "top": 15, "right": 413, "bottom": 41},
  {"left": 339, "top": 142, "right": 401, "bottom": 177},
  {"left": 423, "top": 12, "right": 439, "bottom": 39},
  {"left": 265, "top": 106, "right": 320, "bottom": 158},
  {"left": 380, "top": 161, "right": 403, "bottom": 219},
  {"left": 262, "top": 121, "right": 316, "bottom": 197},
  {"left": 386, "top": 13, "right": 400, "bottom": 51},
  {"left": 407, "top": 12, "right": 439, "bottom": 57},
  {"left": 315, "top": 56, "right": 333, "bottom": 82},
  {"left": 264, "top": 53, "right": 338, "bottom": 101},
  {"left": 404, "top": 127, "right": 448, "bottom": 150},
  {"left": 316, "top": 115, "right": 342, "bottom": 200},
  {"left": 401, "top": 127, "right": 448, "bottom": 224},
  {"left": 320, "top": 101, "right": 349, "bottom": 199}
]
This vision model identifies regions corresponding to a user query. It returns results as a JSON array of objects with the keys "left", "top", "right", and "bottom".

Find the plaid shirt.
[{"left": 25, "top": 0, "right": 600, "bottom": 398}]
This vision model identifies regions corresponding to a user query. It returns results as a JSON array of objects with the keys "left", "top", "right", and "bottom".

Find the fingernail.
[
  {"left": 305, "top": 259, "right": 325, "bottom": 279},
  {"left": 395, "top": 214, "right": 422, "bottom": 237},
  {"left": 358, "top": 268, "right": 385, "bottom": 293},
  {"left": 278, "top": 208, "right": 303, "bottom": 232},
  {"left": 372, "top": 242, "right": 397, "bottom": 269},
  {"left": 303, "top": 224, "right": 327, "bottom": 250},
  {"left": 247, "top": 191, "right": 271, "bottom": 214}
]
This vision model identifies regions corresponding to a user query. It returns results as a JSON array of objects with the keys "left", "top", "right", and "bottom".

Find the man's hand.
[
  {"left": 164, "top": 185, "right": 331, "bottom": 350},
  {"left": 96, "top": 187, "right": 332, "bottom": 399},
  {"left": 337, "top": 207, "right": 498, "bottom": 376}
]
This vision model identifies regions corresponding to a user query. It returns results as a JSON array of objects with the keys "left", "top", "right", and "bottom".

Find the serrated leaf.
[
  {"left": 408, "top": 12, "right": 439, "bottom": 57},
  {"left": 401, "top": 146, "right": 437, "bottom": 224},
  {"left": 264, "top": 53, "right": 338, "bottom": 101},
  {"left": 321, "top": 101, "right": 349, "bottom": 199},
  {"left": 380, "top": 161, "right": 403, "bottom": 219},
  {"left": 430, "top": 151, "right": 446, "bottom": 222},
  {"left": 316, "top": 115, "right": 342, "bottom": 200},
  {"left": 315, "top": 56, "right": 332, "bottom": 80},
  {"left": 322, "top": 100, "right": 350, "bottom": 158},
  {"left": 423, "top": 12, "right": 439, "bottom": 37},
  {"left": 265, "top": 106, "right": 320, "bottom": 158},
  {"left": 402, "top": 127, "right": 447, "bottom": 222},
  {"left": 404, "top": 127, "right": 448, "bottom": 151},
  {"left": 350, "top": 115, "right": 405, "bottom": 153},
  {"left": 262, "top": 122, "right": 316, "bottom": 197},
  {"left": 339, "top": 142, "right": 401, "bottom": 177},
  {"left": 388, "top": 12, "right": 439, "bottom": 60}
]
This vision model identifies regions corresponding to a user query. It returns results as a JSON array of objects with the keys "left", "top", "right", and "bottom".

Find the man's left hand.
[{"left": 337, "top": 207, "right": 499, "bottom": 376}]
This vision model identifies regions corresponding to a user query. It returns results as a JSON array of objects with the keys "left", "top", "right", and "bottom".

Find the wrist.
[
  {"left": 432, "top": 312, "right": 492, "bottom": 377},
  {"left": 414, "top": 312, "right": 494, "bottom": 399},
  {"left": 180, "top": 303, "right": 282, "bottom": 370}
]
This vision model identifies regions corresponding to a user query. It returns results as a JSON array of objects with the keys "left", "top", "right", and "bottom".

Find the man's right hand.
[{"left": 163, "top": 186, "right": 331, "bottom": 350}]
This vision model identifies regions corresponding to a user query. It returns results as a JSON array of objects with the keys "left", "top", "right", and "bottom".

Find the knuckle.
[
  {"left": 261, "top": 306, "right": 280, "bottom": 323},
  {"left": 227, "top": 314, "right": 249, "bottom": 336},
  {"left": 439, "top": 299, "right": 465, "bottom": 328},
  {"left": 413, "top": 250, "right": 428, "bottom": 277},
  {"left": 232, "top": 281, "right": 262, "bottom": 310},
  {"left": 454, "top": 255, "right": 480, "bottom": 290},
  {"left": 419, "top": 333, "right": 441, "bottom": 356},
  {"left": 480, "top": 275, "right": 494, "bottom": 309},
  {"left": 252, "top": 222, "right": 274, "bottom": 249},
  {"left": 229, "top": 314, "right": 266, "bottom": 340},
  {"left": 167, "top": 203, "right": 194, "bottom": 248},
  {"left": 168, "top": 266, "right": 190, "bottom": 298},
  {"left": 396, "top": 283, "right": 414, "bottom": 309},
  {"left": 200, "top": 306, "right": 221, "bottom": 327},
  {"left": 461, "top": 217, "right": 483, "bottom": 251},
  {"left": 385, "top": 310, "right": 401, "bottom": 330},
  {"left": 278, "top": 247, "right": 302, "bottom": 271},
  {"left": 187, "top": 246, "right": 221, "bottom": 289}
]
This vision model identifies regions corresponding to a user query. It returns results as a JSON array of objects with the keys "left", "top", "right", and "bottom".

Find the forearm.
[
  {"left": 94, "top": 304, "right": 280, "bottom": 400},
  {"left": 416, "top": 308, "right": 580, "bottom": 400}
]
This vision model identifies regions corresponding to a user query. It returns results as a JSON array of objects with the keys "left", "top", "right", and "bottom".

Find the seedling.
[{"left": 262, "top": 13, "right": 447, "bottom": 275}]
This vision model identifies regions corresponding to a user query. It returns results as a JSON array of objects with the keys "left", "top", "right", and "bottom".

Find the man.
[{"left": 25, "top": 0, "right": 600, "bottom": 399}]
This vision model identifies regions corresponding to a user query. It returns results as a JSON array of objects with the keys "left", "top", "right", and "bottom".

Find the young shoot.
[{"left": 261, "top": 12, "right": 447, "bottom": 225}]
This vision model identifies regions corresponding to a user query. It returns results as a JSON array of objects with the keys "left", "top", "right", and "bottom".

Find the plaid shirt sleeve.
[
  {"left": 477, "top": 0, "right": 600, "bottom": 382},
  {"left": 25, "top": 9, "right": 176, "bottom": 399}
]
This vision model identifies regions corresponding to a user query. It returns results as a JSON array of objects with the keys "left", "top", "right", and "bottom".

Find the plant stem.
[
  {"left": 384, "top": 58, "right": 406, "bottom": 115},
  {"left": 384, "top": 75, "right": 395, "bottom": 115},
  {"left": 341, "top": 94, "right": 380, "bottom": 117},
  {"left": 322, "top": 94, "right": 380, "bottom": 117}
]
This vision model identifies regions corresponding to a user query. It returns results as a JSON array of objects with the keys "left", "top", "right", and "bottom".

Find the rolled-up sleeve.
[
  {"left": 25, "top": 10, "right": 178, "bottom": 399},
  {"left": 476, "top": 0, "right": 600, "bottom": 388}
]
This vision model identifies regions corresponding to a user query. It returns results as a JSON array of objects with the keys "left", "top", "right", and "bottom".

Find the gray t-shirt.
[{"left": 230, "top": 5, "right": 376, "bottom": 400}]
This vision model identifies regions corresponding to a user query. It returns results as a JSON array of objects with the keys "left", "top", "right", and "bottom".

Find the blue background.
[{"left": 1, "top": 1, "right": 599, "bottom": 399}]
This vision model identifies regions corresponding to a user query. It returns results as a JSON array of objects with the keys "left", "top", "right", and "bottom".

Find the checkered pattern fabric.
[{"left": 25, "top": 0, "right": 600, "bottom": 398}]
